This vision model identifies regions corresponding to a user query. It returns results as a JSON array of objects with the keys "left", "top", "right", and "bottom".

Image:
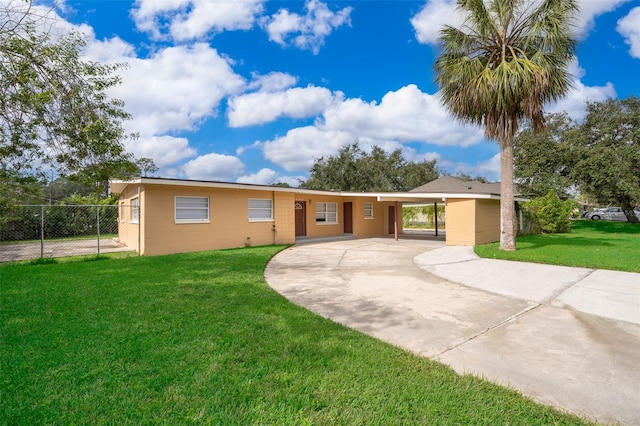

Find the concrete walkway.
[{"left": 264, "top": 238, "right": 640, "bottom": 426}]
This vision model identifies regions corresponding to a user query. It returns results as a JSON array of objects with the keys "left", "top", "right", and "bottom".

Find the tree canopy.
[
  {"left": 1, "top": 0, "right": 137, "bottom": 203},
  {"left": 300, "top": 142, "right": 439, "bottom": 192},
  {"left": 433, "top": 0, "right": 579, "bottom": 250},
  {"left": 513, "top": 112, "right": 575, "bottom": 198},
  {"left": 514, "top": 97, "right": 640, "bottom": 223},
  {"left": 570, "top": 97, "right": 640, "bottom": 222}
]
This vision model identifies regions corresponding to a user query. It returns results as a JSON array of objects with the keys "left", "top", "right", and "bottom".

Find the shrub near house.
[{"left": 525, "top": 191, "right": 579, "bottom": 234}]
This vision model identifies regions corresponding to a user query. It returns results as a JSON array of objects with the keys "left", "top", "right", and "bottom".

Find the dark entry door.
[
  {"left": 388, "top": 205, "right": 395, "bottom": 234},
  {"left": 343, "top": 202, "right": 353, "bottom": 233},
  {"left": 295, "top": 201, "right": 306, "bottom": 236}
]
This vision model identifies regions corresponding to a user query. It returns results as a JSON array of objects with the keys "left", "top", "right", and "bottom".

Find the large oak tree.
[
  {"left": 300, "top": 142, "right": 439, "bottom": 192},
  {"left": 513, "top": 98, "right": 640, "bottom": 223},
  {"left": 570, "top": 97, "right": 640, "bottom": 222}
]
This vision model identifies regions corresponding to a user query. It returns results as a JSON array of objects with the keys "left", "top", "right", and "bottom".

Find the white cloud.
[
  {"left": 261, "top": 0, "right": 353, "bottom": 54},
  {"left": 473, "top": 153, "right": 501, "bottom": 181},
  {"left": 81, "top": 34, "right": 247, "bottom": 171},
  {"left": 3, "top": 1, "right": 95, "bottom": 42},
  {"left": 411, "top": 0, "right": 461, "bottom": 45},
  {"left": 545, "top": 60, "right": 617, "bottom": 121},
  {"left": 228, "top": 85, "right": 340, "bottom": 127},
  {"left": 261, "top": 127, "right": 355, "bottom": 171},
  {"left": 132, "top": 0, "right": 265, "bottom": 41},
  {"left": 321, "top": 84, "right": 484, "bottom": 146},
  {"left": 182, "top": 153, "right": 245, "bottom": 181},
  {"left": 108, "top": 43, "right": 245, "bottom": 136},
  {"left": 237, "top": 169, "right": 304, "bottom": 186},
  {"left": 255, "top": 84, "right": 486, "bottom": 172},
  {"left": 575, "top": 0, "right": 630, "bottom": 38},
  {"left": 247, "top": 72, "right": 298, "bottom": 92},
  {"left": 84, "top": 36, "right": 137, "bottom": 62},
  {"left": 438, "top": 153, "right": 501, "bottom": 182},
  {"left": 411, "top": 0, "right": 630, "bottom": 46},
  {"left": 617, "top": 6, "right": 640, "bottom": 58},
  {"left": 547, "top": 81, "right": 616, "bottom": 122},
  {"left": 236, "top": 168, "right": 279, "bottom": 185},
  {"left": 127, "top": 135, "right": 197, "bottom": 168}
]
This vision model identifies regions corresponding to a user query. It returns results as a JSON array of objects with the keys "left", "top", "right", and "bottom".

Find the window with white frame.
[
  {"left": 120, "top": 202, "right": 125, "bottom": 222},
  {"left": 248, "top": 199, "right": 273, "bottom": 221},
  {"left": 364, "top": 202, "right": 373, "bottom": 219},
  {"left": 131, "top": 197, "right": 140, "bottom": 224},
  {"left": 175, "top": 196, "right": 210, "bottom": 223},
  {"left": 316, "top": 202, "right": 337, "bottom": 224}
]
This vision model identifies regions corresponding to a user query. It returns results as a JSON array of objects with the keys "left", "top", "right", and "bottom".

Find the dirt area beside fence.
[{"left": 0, "top": 239, "right": 134, "bottom": 263}]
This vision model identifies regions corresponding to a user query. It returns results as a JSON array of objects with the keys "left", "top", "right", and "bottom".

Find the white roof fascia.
[
  {"left": 108, "top": 178, "right": 529, "bottom": 202},
  {"left": 109, "top": 178, "right": 348, "bottom": 197}
]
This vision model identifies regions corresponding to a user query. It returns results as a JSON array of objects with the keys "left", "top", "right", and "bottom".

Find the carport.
[
  {"left": 375, "top": 193, "right": 500, "bottom": 246},
  {"left": 373, "top": 176, "right": 526, "bottom": 246}
]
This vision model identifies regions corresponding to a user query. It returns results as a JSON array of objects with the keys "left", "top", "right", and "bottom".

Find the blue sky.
[{"left": 36, "top": 0, "right": 640, "bottom": 184}]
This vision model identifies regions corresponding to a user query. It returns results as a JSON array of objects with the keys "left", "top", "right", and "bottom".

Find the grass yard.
[
  {"left": 475, "top": 220, "right": 640, "bottom": 272},
  {"left": 1, "top": 247, "right": 592, "bottom": 425}
]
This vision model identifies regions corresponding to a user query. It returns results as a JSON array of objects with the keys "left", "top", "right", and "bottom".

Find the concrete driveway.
[{"left": 264, "top": 238, "right": 640, "bottom": 426}]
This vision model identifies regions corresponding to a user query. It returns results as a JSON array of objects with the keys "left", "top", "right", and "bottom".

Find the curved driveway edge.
[{"left": 265, "top": 238, "right": 640, "bottom": 426}]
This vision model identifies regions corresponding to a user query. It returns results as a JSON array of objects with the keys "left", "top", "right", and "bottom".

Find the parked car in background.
[{"left": 586, "top": 207, "right": 640, "bottom": 222}]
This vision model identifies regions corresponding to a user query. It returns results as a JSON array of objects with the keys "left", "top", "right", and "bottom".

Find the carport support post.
[
  {"left": 394, "top": 201, "right": 399, "bottom": 241},
  {"left": 434, "top": 202, "right": 438, "bottom": 237}
]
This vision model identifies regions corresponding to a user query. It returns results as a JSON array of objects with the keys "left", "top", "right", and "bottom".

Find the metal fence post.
[
  {"left": 97, "top": 206, "right": 101, "bottom": 256},
  {"left": 40, "top": 205, "right": 44, "bottom": 258}
]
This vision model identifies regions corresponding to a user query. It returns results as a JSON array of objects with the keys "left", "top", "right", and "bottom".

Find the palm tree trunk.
[{"left": 500, "top": 139, "right": 517, "bottom": 251}]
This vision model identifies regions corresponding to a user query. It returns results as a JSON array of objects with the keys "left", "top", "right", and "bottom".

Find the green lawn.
[
  {"left": 475, "top": 220, "right": 640, "bottom": 272},
  {"left": 1, "top": 247, "right": 591, "bottom": 425}
]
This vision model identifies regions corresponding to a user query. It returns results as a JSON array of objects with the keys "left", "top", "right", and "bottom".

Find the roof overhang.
[
  {"left": 109, "top": 177, "right": 351, "bottom": 197},
  {"left": 374, "top": 192, "right": 499, "bottom": 203},
  {"left": 109, "top": 178, "right": 529, "bottom": 203}
]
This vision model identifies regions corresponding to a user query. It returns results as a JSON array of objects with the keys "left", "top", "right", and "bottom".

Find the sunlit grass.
[
  {"left": 475, "top": 220, "right": 640, "bottom": 272},
  {"left": 2, "top": 246, "right": 592, "bottom": 424}
]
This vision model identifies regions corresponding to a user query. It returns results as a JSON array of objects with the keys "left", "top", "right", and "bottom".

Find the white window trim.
[
  {"left": 248, "top": 198, "right": 274, "bottom": 222},
  {"left": 175, "top": 196, "right": 210, "bottom": 224},
  {"left": 364, "top": 202, "right": 374, "bottom": 219},
  {"left": 120, "top": 202, "right": 125, "bottom": 222},
  {"left": 315, "top": 202, "right": 338, "bottom": 225},
  {"left": 130, "top": 197, "right": 140, "bottom": 224}
]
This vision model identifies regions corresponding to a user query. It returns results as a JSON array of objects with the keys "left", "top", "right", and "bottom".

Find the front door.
[
  {"left": 295, "top": 201, "right": 306, "bottom": 236},
  {"left": 343, "top": 202, "right": 353, "bottom": 233}
]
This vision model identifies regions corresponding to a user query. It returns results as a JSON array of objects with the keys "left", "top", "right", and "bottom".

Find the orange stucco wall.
[
  {"left": 444, "top": 199, "right": 476, "bottom": 246},
  {"left": 117, "top": 185, "right": 143, "bottom": 253},
  {"left": 274, "top": 191, "right": 295, "bottom": 244},
  {"left": 115, "top": 184, "right": 395, "bottom": 256},
  {"left": 444, "top": 198, "right": 500, "bottom": 246},
  {"left": 140, "top": 185, "right": 299, "bottom": 256},
  {"left": 302, "top": 194, "right": 344, "bottom": 239},
  {"left": 474, "top": 199, "right": 501, "bottom": 245},
  {"left": 348, "top": 197, "right": 388, "bottom": 237}
]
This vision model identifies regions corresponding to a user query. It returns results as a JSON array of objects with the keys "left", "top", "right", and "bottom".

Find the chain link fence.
[{"left": 0, "top": 205, "right": 134, "bottom": 262}]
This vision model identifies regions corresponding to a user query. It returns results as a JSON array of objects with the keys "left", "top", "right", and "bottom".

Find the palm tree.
[{"left": 434, "top": 0, "right": 578, "bottom": 250}]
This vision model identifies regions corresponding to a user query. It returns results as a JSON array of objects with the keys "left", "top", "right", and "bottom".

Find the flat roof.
[{"left": 109, "top": 177, "right": 528, "bottom": 202}]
